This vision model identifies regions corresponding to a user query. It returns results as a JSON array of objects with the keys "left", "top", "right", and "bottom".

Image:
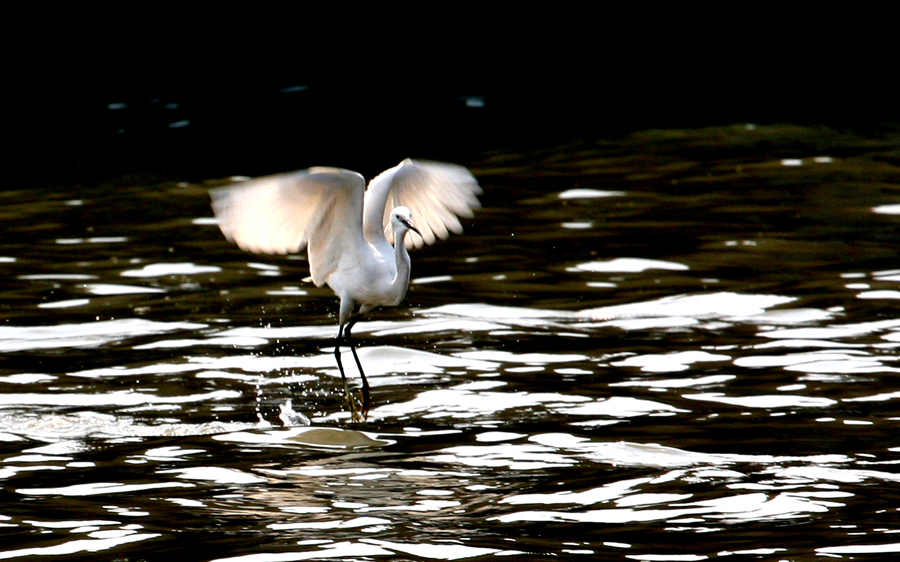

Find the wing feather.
[
  {"left": 210, "top": 168, "right": 367, "bottom": 286},
  {"left": 363, "top": 159, "right": 481, "bottom": 249}
]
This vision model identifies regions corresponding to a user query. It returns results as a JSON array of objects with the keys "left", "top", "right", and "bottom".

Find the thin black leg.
[
  {"left": 334, "top": 323, "right": 362, "bottom": 422},
  {"left": 344, "top": 316, "right": 370, "bottom": 418}
]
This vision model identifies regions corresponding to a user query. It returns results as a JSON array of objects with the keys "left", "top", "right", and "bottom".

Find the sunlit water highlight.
[{"left": 1, "top": 124, "right": 899, "bottom": 560}]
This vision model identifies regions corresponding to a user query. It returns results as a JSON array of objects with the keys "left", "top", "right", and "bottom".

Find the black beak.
[{"left": 402, "top": 218, "right": 421, "bottom": 237}]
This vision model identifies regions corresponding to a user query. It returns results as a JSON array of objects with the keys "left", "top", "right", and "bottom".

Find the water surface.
[{"left": 2, "top": 124, "right": 899, "bottom": 561}]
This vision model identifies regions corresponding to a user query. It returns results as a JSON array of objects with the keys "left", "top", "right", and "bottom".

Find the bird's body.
[{"left": 210, "top": 159, "right": 481, "bottom": 421}]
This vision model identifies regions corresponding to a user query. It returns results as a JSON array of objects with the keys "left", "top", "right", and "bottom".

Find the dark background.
[{"left": 9, "top": 22, "right": 897, "bottom": 187}]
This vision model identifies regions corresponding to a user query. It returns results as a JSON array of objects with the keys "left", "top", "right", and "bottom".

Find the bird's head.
[{"left": 391, "top": 206, "right": 421, "bottom": 238}]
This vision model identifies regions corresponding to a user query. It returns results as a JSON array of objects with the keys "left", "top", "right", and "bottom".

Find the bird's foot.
[
  {"left": 360, "top": 385, "right": 371, "bottom": 422},
  {"left": 345, "top": 391, "right": 368, "bottom": 423}
]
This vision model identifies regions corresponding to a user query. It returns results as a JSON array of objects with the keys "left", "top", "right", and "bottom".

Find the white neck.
[{"left": 391, "top": 228, "right": 412, "bottom": 299}]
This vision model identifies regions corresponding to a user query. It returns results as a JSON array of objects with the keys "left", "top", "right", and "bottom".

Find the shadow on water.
[{"left": 1, "top": 123, "right": 900, "bottom": 560}]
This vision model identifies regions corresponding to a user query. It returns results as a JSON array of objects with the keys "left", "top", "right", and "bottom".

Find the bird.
[{"left": 210, "top": 159, "right": 481, "bottom": 422}]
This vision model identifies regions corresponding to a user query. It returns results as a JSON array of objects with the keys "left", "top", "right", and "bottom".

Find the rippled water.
[{"left": 2, "top": 124, "right": 899, "bottom": 561}]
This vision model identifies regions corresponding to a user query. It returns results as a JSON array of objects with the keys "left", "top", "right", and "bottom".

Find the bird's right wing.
[
  {"left": 363, "top": 159, "right": 482, "bottom": 249},
  {"left": 210, "top": 168, "right": 367, "bottom": 286}
]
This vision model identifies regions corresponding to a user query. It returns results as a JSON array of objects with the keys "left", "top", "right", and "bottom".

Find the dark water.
[{"left": 2, "top": 124, "right": 899, "bottom": 561}]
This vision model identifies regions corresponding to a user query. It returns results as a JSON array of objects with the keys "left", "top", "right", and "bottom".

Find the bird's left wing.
[{"left": 210, "top": 168, "right": 366, "bottom": 286}]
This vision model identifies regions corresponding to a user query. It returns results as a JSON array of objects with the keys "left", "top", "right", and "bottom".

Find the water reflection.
[
  {"left": 1, "top": 124, "right": 899, "bottom": 559},
  {"left": 0, "top": 318, "right": 205, "bottom": 352}
]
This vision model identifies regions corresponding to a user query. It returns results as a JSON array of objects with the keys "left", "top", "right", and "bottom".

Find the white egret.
[{"left": 210, "top": 159, "right": 481, "bottom": 421}]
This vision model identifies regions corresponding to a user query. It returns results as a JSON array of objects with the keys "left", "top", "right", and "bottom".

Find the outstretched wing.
[
  {"left": 363, "top": 159, "right": 482, "bottom": 249},
  {"left": 210, "top": 167, "right": 367, "bottom": 287}
]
